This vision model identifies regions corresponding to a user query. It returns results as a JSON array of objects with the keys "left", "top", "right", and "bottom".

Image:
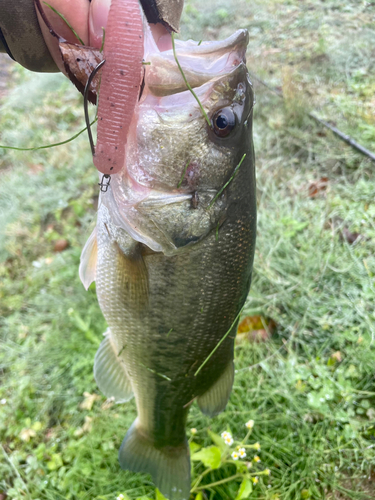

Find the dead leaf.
[
  {"left": 79, "top": 391, "right": 101, "bottom": 411},
  {"left": 236, "top": 315, "right": 276, "bottom": 344},
  {"left": 29, "top": 164, "right": 44, "bottom": 175},
  {"left": 82, "top": 415, "right": 93, "bottom": 432},
  {"left": 0, "top": 493, "right": 8, "bottom": 500},
  {"left": 53, "top": 239, "right": 69, "bottom": 252},
  {"left": 74, "top": 416, "right": 93, "bottom": 437},
  {"left": 59, "top": 42, "right": 104, "bottom": 105},
  {"left": 19, "top": 428, "right": 36, "bottom": 442},
  {"left": 331, "top": 351, "right": 342, "bottom": 362},
  {"left": 326, "top": 217, "right": 365, "bottom": 245},
  {"left": 45, "top": 428, "right": 56, "bottom": 440},
  {"left": 308, "top": 177, "right": 329, "bottom": 197},
  {"left": 101, "top": 397, "right": 115, "bottom": 410},
  {"left": 340, "top": 227, "right": 361, "bottom": 245}
]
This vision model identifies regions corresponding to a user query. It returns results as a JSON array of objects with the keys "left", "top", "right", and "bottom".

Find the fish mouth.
[{"left": 143, "top": 26, "right": 250, "bottom": 97}]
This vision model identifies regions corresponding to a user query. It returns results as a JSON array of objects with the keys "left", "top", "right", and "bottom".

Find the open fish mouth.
[{"left": 143, "top": 26, "right": 250, "bottom": 97}]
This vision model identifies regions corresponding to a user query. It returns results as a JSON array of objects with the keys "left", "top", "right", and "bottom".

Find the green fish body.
[{"left": 80, "top": 27, "right": 256, "bottom": 500}]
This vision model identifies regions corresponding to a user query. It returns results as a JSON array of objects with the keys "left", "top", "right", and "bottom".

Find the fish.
[{"left": 79, "top": 20, "right": 256, "bottom": 500}]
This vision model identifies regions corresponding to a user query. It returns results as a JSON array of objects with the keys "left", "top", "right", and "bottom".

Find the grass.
[{"left": 1, "top": 0, "right": 375, "bottom": 499}]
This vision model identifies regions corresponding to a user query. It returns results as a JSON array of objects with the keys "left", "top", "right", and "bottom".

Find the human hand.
[{"left": 0, "top": 0, "right": 184, "bottom": 73}]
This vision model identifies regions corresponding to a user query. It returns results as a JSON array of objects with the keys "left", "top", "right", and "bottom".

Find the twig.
[
  {"left": 249, "top": 71, "right": 375, "bottom": 163},
  {"left": 309, "top": 113, "right": 375, "bottom": 162}
]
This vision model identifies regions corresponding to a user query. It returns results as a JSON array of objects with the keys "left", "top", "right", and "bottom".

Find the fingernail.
[{"left": 89, "top": 0, "right": 111, "bottom": 48}]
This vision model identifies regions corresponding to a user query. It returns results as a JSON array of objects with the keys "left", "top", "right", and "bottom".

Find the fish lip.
[
  {"left": 142, "top": 62, "right": 252, "bottom": 115},
  {"left": 143, "top": 27, "right": 250, "bottom": 97},
  {"left": 172, "top": 28, "right": 249, "bottom": 60}
]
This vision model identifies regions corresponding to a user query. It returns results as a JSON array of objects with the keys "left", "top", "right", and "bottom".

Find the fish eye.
[{"left": 212, "top": 108, "right": 236, "bottom": 138}]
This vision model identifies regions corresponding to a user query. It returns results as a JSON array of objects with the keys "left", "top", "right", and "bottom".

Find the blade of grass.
[
  {"left": 208, "top": 153, "right": 246, "bottom": 209},
  {"left": 194, "top": 305, "right": 245, "bottom": 377},
  {"left": 171, "top": 32, "right": 211, "bottom": 128},
  {"left": 43, "top": 2, "right": 85, "bottom": 45},
  {"left": 0, "top": 118, "right": 97, "bottom": 151},
  {"left": 177, "top": 160, "right": 190, "bottom": 188},
  {"left": 100, "top": 28, "right": 106, "bottom": 53}
]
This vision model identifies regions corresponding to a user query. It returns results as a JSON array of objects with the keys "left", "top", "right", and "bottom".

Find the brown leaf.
[
  {"left": 59, "top": 42, "right": 104, "bottom": 105},
  {"left": 53, "top": 239, "right": 69, "bottom": 252},
  {"left": 238, "top": 315, "right": 276, "bottom": 333},
  {"left": 331, "top": 351, "right": 342, "bottom": 362},
  {"left": 236, "top": 315, "right": 276, "bottom": 344},
  {"left": 79, "top": 392, "right": 101, "bottom": 411},
  {"left": 0, "top": 493, "right": 8, "bottom": 500},
  {"left": 340, "top": 227, "right": 361, "bottom": 245},
  {"left": 237, "top": 329, "right": 271, "bottom": 344},
  {"left": 308, "top": 177, "right": 329, "bottom": 197}
]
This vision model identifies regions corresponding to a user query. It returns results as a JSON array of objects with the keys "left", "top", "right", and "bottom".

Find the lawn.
[{"left": 1, "top": 1, "right": 375, "bottom": 499}]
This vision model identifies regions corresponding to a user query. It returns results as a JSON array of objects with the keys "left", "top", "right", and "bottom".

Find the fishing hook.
[{"left": 83, "top": 59, "right": 112, "bottom": 193}]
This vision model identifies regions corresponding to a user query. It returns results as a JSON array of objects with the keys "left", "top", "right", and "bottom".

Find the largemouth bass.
[{"left": 80, "top": 22, "right": 256, "bottom": 500}]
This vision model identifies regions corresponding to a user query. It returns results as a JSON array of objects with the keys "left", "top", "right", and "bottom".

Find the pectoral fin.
[
  {"left": 79, "top": 227, "right": 98, "bottom": 290},
  {"left": 115, "top": 241, "right": 149, "bottom": 311},
  {"left": 197, "top": 361, "right": 234, "bottom": 417},
  {"left": 94, "top": 329, "right": 133, "bottom": 403}
]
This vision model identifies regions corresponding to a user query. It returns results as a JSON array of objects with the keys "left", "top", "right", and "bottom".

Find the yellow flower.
[
  {"left": 254, "top": 442, "right": 261, "bottom": 450},
  {"left": 265, "top": 468, "right": 271, "bottom": 476},
  {"left": 231, "top": 451, "right": 239, "bottom": 461},
  {"left": 245, "top": 419, "right": 254, "bottom": 429},
  {"left": 252, "top": 476, "right": 259, "bottom": 484},
  {"left": 190, "top": 428, "right": 197, "bottom": 435},
  {"left": 253, "top": 455, "right": 261, "bottom": 463},
  {"left": 238, "top": 447, "right": 246, "bottom": 459},
  {"left": 117, "top": 495, "right": 125, "bottom": 500}
]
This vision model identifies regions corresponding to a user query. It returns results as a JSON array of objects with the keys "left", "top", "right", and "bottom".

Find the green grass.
[{"left": 1, "top": 0, "right": 375, "bottom": 499}]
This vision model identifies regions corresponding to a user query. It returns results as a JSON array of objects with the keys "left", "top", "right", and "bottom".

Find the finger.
[
  {"left": 89, "top": 0, "right": 111, "bottom": 49},
  {"left": 36, "top": 0, "right": 90, "bottom": 72}
]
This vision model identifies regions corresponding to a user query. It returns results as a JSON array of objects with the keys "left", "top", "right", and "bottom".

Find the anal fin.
[
  {"left": 94, "top": 329, "right": 133, "bottom": 403},
  {"left": 119, "top": 421, "right": 190, "bottom": 500},
  {"left": 197, "top": 361, "right": 234, "bottom": 417}
]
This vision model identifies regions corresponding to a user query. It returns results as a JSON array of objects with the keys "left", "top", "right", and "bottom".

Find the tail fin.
[{"left": 119, "top": 421, "right": 190, "bottom": 500}]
